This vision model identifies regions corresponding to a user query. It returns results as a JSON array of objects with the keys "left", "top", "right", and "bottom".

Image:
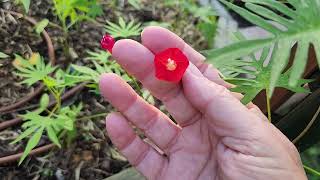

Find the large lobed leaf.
[
  {"left": 224, "top": 43, "right": 311, "bottom": 105},
  {"left": 206, "top": 0, "right": 320, "bottom": 97}
]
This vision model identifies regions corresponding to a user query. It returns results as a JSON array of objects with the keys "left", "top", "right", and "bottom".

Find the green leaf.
[
  {"left": 14, "top": 54, "right": 56, "bottom": 86},
  {"left": 220, "top": 0, "right": 280, "bottom": 35},
  {"left": 17, "top": 0, "right": 31, "bottom": 13},
  {"left": 85, "top": 50, "right": 111, "bottom": 63},
  {"left": 105, "top": 17, "right": 142, "bottom": 38},
  {"left": 205, "top": 0, "right": 320, "bottom": 98},
  {"left": 289, "top": 41, "right": 309, "bottom": 87},
  {"left": 53, "top": 0, "right": 102, "bottom": 30},
  {"left": 128, "top": 0, "right": 142, "bottom": 10},
  {"left": 19, "top": 126, "right": 44, "bottom": 165},
  {"left": 219, "top": 34, "right": 311, "bottom": 104},
  {"left": 244, "top": 0, "right": 297, "bottom": 19},
  {"left": 204, "top": 38, "right": 273, "bottom": 63},
  {"left": 269, "top": 40, "right": 292, "bottom": 96},
  {"left": 39, "top": 93, "right": 50, "bottom": 109},
  {"left": 34, "top": 19, "right": 49, "bottom": 34},
  {"left": 46, "top": 126, "right": 61, "bottom": 148},
  {"left": 0, "top": 52, "right": 9, "bottom": 59},
  {"left": 10, "top": 125, "right": 38, "bottom": 144}
]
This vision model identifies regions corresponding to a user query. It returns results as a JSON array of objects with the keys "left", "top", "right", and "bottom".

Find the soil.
[
  {"left": 0, "top": 0, "right": 209, "bottom": 179},
  {"left": 0, "top": 10, "right": 47, "bottom": 108}
]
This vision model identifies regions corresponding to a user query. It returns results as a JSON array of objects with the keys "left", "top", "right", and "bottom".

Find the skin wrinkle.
[
  {"left": 160, "top": 128, "right": 180, "bottom": 155},
  {"left": 194, "top": 121, "right": 214, "bottom": 180},
  {"left": 132, "top": 144, "right": 151, "bottom": 167},
  {"left": 178, "top": 112, "right": 202, "bottom": 128},
  {"left": 160, "top": 84, "right": 182, "bottom": 102},
  {"left": 119, "top": 133, "right": 139, "bottom": 152}
]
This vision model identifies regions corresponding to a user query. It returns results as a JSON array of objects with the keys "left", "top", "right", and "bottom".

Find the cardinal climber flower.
[
  {"left": 101, "top": 34, "right": 115, "bottom": 53},
  {"left": 154, "top": 48, "right": 189, "bottom": 82}
]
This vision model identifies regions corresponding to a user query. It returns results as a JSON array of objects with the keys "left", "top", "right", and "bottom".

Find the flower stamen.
[{"left": 166, "top": 58, "right": 177, "bottom": 71}]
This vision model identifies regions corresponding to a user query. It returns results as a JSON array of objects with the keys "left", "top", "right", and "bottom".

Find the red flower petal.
[
  {"left": 101, "top": 34, "right": 115, "bottom": 53},
  {"left": 154, "top": 48, "right": 189, "bottom": 82}
]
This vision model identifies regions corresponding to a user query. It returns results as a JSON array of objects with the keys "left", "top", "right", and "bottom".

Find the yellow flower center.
[{"left": 166, "top": 58, "right": 177, "bottom": 71}]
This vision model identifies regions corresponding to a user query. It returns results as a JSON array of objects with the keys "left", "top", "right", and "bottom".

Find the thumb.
[{"left": 182, "top": 63, "right": 262, "bottom": 137}]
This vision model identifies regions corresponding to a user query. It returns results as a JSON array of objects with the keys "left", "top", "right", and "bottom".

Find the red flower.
[
  {"left": 101, "top": 34, "right": 115, "bottom": 53},
  {"left": 154, "top": 48, "right": 189, "bottom": 82}
]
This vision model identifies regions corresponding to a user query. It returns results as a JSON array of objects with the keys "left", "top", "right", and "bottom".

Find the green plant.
[
  {"left": 53, "top": 0, "right": 102, "bottom": 32},
  {"left": 128, "top": 0, "right": 142, "bottom": 9},
  {"left": 13, "top": 54, "right": 56, "bottom": 87},
  {"left": 52, "top": 0, "right": 102, "bottom": 58},
  {"left": 34, "top": 19, "right": 49, "bottom": 34},
  {"left": 15, "top": 0, "right": 31, "bottom": 13},
  {"left": 0, "top": 52, "right": 9, "bottom": 67},
  {"left": 206, "top": 0, "right": 320, "bottom": 97},
  {"left": 210, "top": 32, "right": 312, "bottom": 104},
  {"left": 11, "top": 94, "right": 82, "bottom": 164},
  {"left": 67, "top": 50, "right": 132, "bottom": 92},
  {"left": 11, "top": 54, "right": 84, "bottom": 164},
  {"left": 105, "top": 17, "right": 142, "bottom": 38},
  {"left": 0, "top": 52, "right": 9, "bottom": 59}
]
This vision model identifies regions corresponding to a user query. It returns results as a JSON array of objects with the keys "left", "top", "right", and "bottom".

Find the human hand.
[{"left": 99, "top": 27, "right": 307, "bottom": 180}]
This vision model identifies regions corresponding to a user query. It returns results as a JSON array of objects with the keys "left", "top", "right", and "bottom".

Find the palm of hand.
[{"left": 99, "top": 27, "right": 306, "bottom": 180}]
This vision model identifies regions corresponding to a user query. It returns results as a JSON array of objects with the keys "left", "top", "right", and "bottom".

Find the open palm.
[{"left": 99, "top": 27, "right": 306, "bottom": 180}]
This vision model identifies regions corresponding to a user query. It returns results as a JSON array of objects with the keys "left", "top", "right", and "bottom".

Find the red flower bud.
[
  {"left": 154, "top": 48, "right": 189, "bottom": 83},
  {"left": 101, "top": 34, "right": 115, "bottom": 53}
]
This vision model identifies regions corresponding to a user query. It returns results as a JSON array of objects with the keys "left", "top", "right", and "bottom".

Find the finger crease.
[
  {"left": 162, "top": 129, "right": 180, "bottom": 154},
  {"left": 179, "top": 112, "right": 202, "bottom": 128},
  {"left": 121, "top": 93, "right": 139, "bottom": 113},
  {"left": 141, "top": 113, "right": 159, "bottom": 131},
  {"left": 198, "top": 62, "right": 210, "bottom": 74},
  {"left": 132, "top": 145, "right": 150, "bottom": 167},
  {"left": 119, "top": 134, "right": 137, "bottom": 151},
  {"left": 161, "top": 86, "right": 181, "bottom": 103}
]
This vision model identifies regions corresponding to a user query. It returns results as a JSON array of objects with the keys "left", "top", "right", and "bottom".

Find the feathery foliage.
[{"left": 105, "top": 17, "right": 142, "bottom": 38}]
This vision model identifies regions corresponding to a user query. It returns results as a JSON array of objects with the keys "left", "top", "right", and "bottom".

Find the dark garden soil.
[{"left": 0, "top": 0, "right": 208, "bottom": 179}]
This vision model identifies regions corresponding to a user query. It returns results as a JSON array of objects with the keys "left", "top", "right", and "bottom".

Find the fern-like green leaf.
[
  {"left": 14, "top": 55, "right": 56, "bottom": 87},
  {"left": 206, "top": 0, "right": 320, "bottom": 97},
  {"left": 13, "top": 103, "right": 82, "bottom": 164},
  {"left": 105, "top": 17, "right": 142, "bottom": 38}
]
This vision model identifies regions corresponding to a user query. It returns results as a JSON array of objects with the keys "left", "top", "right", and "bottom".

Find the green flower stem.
[
  {"left": 47, "top": 86, "right": 61, "bottom": 117},
  {"left": 129, "top": 75, "right": 142, "bottom": 95},
  {"left": 265, "top": 89, "right": 272, "bottom": 123},
  {"left": 304, "top": 164, "right": 320, "bottom": 176}
]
